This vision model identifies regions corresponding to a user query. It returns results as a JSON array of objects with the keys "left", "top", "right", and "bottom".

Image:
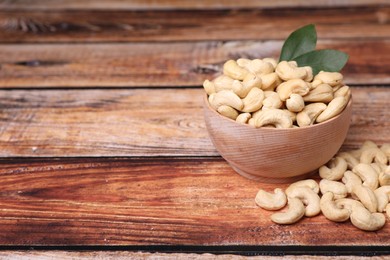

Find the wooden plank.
[
  {"left": 1, "top": 7, "right": 390, "bottom": 43},
  {"left": 0, "top": 87, "right": 388, "bottom": 157},
  {"left": 0, "top": 251, "right": 386, "bottom": 259},
  {"left": 0, "top": 0, "right": 388, "bottom": 10},
  {"left": 0, "top": 157, "right": 389, "bottom": 246},
  {"left": 1, "top": 40, "right": 390, "bottom": 88}
]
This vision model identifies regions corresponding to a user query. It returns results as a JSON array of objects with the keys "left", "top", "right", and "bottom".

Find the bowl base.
[{"left": 229, "top": 164, "right": 317, "bottom": 184}]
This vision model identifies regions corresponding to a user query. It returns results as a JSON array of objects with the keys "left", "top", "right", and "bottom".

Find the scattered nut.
[
  {"left": 270, "top": 197, "right": 306, "bottom": 224},
  {"left": 350, "top": 206, "right": 386, "bottom": 231},
  {"left": 255, "top": 188, "right": 287, "bottom": 210},
  {"left": 320, "top": 192, "right": 350, "bottom": 222}
]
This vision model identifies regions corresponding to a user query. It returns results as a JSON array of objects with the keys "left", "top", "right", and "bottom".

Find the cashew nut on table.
[
  {"left": 255, "top": 141, "right": 390, "bottom": 231},
  {"left": 204, "top": 58, "right": 351, "bottom": 128}
]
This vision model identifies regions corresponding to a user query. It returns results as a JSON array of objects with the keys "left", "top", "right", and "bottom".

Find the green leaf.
[
  {"left": 293, "top": 49, "right": 349, "bottom": 75},
  {"left": 279, "top": 24, "right": 317, "bottom": 62}
]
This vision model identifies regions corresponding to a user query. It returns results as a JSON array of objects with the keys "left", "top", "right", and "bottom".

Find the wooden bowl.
[{"left": 203, "top": 94, "right": 352, "bottom": 183}]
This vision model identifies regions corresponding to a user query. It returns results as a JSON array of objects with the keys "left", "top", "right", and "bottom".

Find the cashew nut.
[
  {"left": 320, "top": 192, "right": 350, "bottom": 222},
  {"left": 270, "top": 197, "right": 305, "bottom": 224},
  {"left": 276, "top": 79, "right": 310, "bottom": 101},
  {"left": 334, "top": 85, "right": 351, "bottom": 99},
  {"left": 316, "top": 96, "right": 349, "bottom": 123},
  {"left": 244, "top": 59, "right": 274, "bottom": 75},
  {"left": 360, "top": 147, "right": 388, "bottom": 165},
  {"left": 236, "top": 58, "right": 251, "bottom": 68},
  {"left": 203, "top": 80, "right": 216, "bottom": 95},
  {"left": 217, "top": 105, "right": 239, "bottom": 120},
  {"left": 319, "top": 157, "right": 348, "bottom": 181},
  {"left": 285, "top": 186, "right": 321, "bottom": 217},
  {"left": 259, "top": 73, "right": 280, "bottom": 91},
  {"left": 233, "top": 73, "right": 263, "bottom": 98},
  {"left": 262, "top": 91, "right": 283, "bottom": 109},
  {"left": 349, "top": 140, "right": 378, "bottom": 159},
  {"left": 286, "top": 94, "right": 305, "bottom": 113},
  {"left": 313, "top": 71, "right": 343, "bottom": 87},
  {"left": 255, "top": 188, "right": 287, "bottom": 210},
  {"left": 285, "top": 179, "right": 320, "bottom": 194},
  {"left": 262, "top": 58, "right": 277, "bottom": 69},
  {"left": 209, "top": 90, "right": 244, "bottom": 111},
  {"left": 302, "top": 83, "right": 334, "bottom": 103},
  {"left": 283, "top": 109, "right": 297, "bottom": 123},
  {"left": 275, "top": 61, "right": 308, "bottom": 81},
  {"left": 374, "top": 186, "right": 390, "bottom": 212},
  {"left": 352, "top": 185, "right": 378, "bottom": 213},
  {"left": 241, "top": 87, "right": 264, "bottom": 112},
  {"left": 223, "top": 60, "right": 249, "bottom": 80},
  {"left": 352, "top": 163, "right": 379, "bottom": 191},
  {"left": 253, "top": 109, "right": 293, "bottom": 129},
  {"left": 336, "top": 198, "right": 365, "bottom": 212},
  {"left": 380, "top": 143, "right": 390, "bottom": 159},
  {"left": 212, "top": 75, "right": 234, "bottom": 92},
  {"left": 342, "top": 170, "right": 362, "bottom": 194},
  {"left": 379, "top": 166, "right": 390, "bottom": 186},
  {"left": 296, "top": 102, "right": 327, "bottom": 127},
  {"left": 236, "top": 112, "right": 251, "bottom": 124},
  {"left": 319, "top": 179, "right": 348, "bottom": 199},
  {"left": 337, "top": 152, "right": 360, "bottom": 170},
  {"left": 350, "top": 206, "right": 386, "bottom": 231}
]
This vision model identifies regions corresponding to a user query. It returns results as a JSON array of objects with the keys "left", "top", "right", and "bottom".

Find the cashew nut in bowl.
[
  {"left": 223, "top": 59, "right": 249, "bottom": 80},
  {"left": 319, "top": 157, "right": 348, "bottom": 181},
  {"left": 320, "top": 192, "right": 350, "bottom": 222},
  {"left": 262, "top": 91, "right": 283, "bottom": 109},
  {"left": 259, "top": 73, "right": 280, "bottom": 91},
  {"left": 286, "top": 94, "right": 305, "bottom": 113},
  {"left": 212, "top": 75, "right": 234, "bottom": 92},
  {"left": 253, "top": 109, "right": 293, "bottom": 129},
  {"left": 233, "top": 73, "right": 263, "bottom": 98},
  {"left": 352, "top": 185, "right": 378, "bottom": 213},
  {"left": 276, "top": 78, "right": 310, "bottom": 101},
  {"left": 319, "top": 179, "right": 348, "bottom": 199},
  {"left": 313, "top": 71, "right": 343, "bottom": 87},
  {"left": 334, "top": 85, "right": 351, "bottom": 99},
  {"left": 241, "top": 87, "right": 264, "bottom": 112},
  {"left": 203, "top": 80, "right": 216, "bottom": 95},
  {"left": 302, "top": 83, "right": 334, "bottom": 103},
  {"left": 209, "top": 90, "right": 244, "bottom": 111},
  {"left": 374, "top": 186, "right": 390, "bottom": 212},
  {"left": 342, "top": 171, "right": 362, "bottom": 194},
  {"left": 275, "top": 61, "right": 308, "bottom": 81},
  {"left": 350, "top": 206, "right": 386, "bottom": 231},
  {"left": 379, "top": 166, "right": 390, "bottom": 186},
  {"left": 262, "top": 58, "right": 277, "bottom": 69},
  {"left": 285, "top": 179, "right": 320, "bottom": 194},
  {"left": 285, "top": 186, "right": 321, "bottom": 217},
  {"left": 236, "top": 112, "right": 251, "bottom": 124},
  {"left": 296, "top": 102, "right": 327, "bottom": 127},
  {"left": 255, "top": 188, "right": 287, "bottom": 210},
  {"left": 244, "top": 59, "right": 274, "bottom": 75},
  {"left": 270, "top": 197, "right": 306, "bottom": 224},
  {"left": 316, "top": 96, "right": 349, "bottom": 123},
  {"left": 217, "top": 105, "right": 239, "bottom": 120},
  {"left": 352, "top": 163, "right": 379, "bottom": 191}
]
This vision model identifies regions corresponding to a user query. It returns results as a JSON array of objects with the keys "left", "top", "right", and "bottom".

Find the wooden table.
[{"left": 0, "top": 1, "right": 389, "bottom": 258}]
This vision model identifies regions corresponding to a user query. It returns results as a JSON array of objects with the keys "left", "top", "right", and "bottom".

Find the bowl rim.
[{"left": 203, "top": 92, "right": 352, "bottom": 131}]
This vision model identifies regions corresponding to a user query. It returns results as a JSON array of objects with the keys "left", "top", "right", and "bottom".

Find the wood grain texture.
[
  {"left": 0, "top": 87, "right": 388, "bottom": 157},
  {"left": 0, "top": 251, "right": 387, "bottom": 259},
  {"left": 1, "top": 40, "right": 390, "bottom": 88},
  {"left": 0, "top": 157, "right": 389, "bottom": 246},
  {"left": 1, "top": 7, "right": 389, "bottom": 43},
  {"left": 1, "top": 0, "right": 388, "bottom": 10}
]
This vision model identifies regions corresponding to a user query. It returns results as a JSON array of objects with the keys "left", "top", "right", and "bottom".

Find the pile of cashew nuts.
[
  {"left": 204, "top": 58, "right": 351, "bottom": 128},
  {"left": 255, "top": 141, "right": 390, "bottom": 231}
]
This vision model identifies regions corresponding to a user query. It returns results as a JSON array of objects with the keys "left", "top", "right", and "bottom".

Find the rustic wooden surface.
[{"left": 0, "top": 0, "right": 389, "bottom": 258}]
